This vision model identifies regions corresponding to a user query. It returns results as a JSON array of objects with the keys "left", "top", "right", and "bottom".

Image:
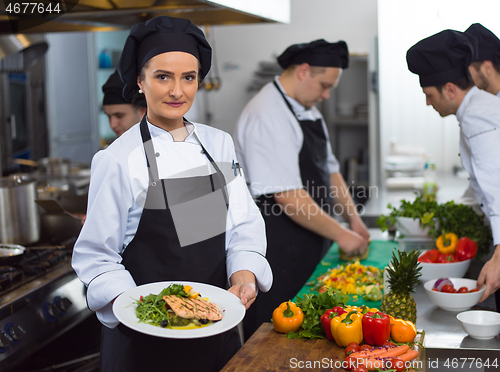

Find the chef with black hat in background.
[
  {"left": 234, "top": 39, "right": 370, "bottom": 339},
  {"left": 406, "top": 29, "right": 500, "bottom": 312},
  {"left": 71, "top": 15, "right": 272, "bottom": 372},
  {"left": 102, "top": 70, "right": 147, "bottom": 139},
  {"left": 464, "top": 23, "right": 500, "bottom": 97}
]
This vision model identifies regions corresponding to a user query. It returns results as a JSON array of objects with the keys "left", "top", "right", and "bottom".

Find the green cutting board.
[{"left": 294, "top": 240, "right": 399, "bottom": 308}]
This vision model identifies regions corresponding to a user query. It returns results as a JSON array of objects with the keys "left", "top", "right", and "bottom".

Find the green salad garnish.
[{"left": 135, "top": 284, "right": 189, "bottom": 328}]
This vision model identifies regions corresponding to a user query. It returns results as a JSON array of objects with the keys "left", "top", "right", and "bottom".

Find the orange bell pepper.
[{"left": 272, "top": 301, "right": 304, "bottom": 333}]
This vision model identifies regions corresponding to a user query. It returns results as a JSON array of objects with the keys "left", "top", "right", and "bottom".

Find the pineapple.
[{"left": 380, "top": 249, "right": 422, "bottom": 324}]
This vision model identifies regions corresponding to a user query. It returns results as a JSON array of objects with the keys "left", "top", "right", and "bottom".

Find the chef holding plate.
[{"left": 72, "top": 15, "right": 272, "bottom": 372}]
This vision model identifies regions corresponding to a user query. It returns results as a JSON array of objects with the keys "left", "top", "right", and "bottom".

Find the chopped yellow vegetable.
[{"left": 315, "top": 260, "right": 383, "bottom": 295}]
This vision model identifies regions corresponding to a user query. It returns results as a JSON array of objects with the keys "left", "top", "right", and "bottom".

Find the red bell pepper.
[
  {"left": 418, "top": 249, "right": 440, "bottom": 263},
  {"left": 320, "top": 306, "right": 346, "bottom": 340},
  {"left": 362, "top": 311, "right": 391, "bottom": 346},
  {"left": 456, "top": 237, "right": 478, "bottom": 261}
]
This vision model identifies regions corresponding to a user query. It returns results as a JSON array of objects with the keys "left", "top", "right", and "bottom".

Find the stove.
[{"left": 0, "top": 245, "right": 92, "bottom": 371}]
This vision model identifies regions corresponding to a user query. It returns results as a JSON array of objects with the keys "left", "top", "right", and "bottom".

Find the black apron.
[
  {"left": 100, "top": 116, "right": 240, "bottom": 372},
  {"left": 243, "top": 82, "right": 333, "bottom": 340}
]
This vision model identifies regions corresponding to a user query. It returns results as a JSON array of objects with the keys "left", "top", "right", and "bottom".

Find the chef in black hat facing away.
[
  {"left": 72, "top": 16, "right": 272, "bottom": 372},
  {"left": 234, "top": 39, "right": 369, "bottom": 339},
  {"left": 102, "top": 70, "right": 147, "bottom": 138},
  {"left": 407, "top": 29, "right": 500, "bottom": 311},
  {"left": 464, "top": 23, "right": 500, "bottom": 97}
]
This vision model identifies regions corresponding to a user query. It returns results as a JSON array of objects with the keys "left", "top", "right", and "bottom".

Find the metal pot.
[
  {"left": 0, "top": 243, "right": 26, "bottom": 265},
  {"left": 0, "top": 174, "right": 41, "bottom": 245},
  {"left": 38, "top": 157, "right": 71, "bottom": 177}
]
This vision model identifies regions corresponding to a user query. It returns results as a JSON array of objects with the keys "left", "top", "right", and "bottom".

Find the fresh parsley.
[
  {"left": 376, "top": 195, "right": 492, "bottom": 260},
  {"left": 287, "top": 287, "right": 349, "bottom": 340}
]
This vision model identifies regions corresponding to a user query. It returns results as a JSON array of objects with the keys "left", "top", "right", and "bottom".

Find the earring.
[{"left": 139, "top": 89, "right": 143, "bottom": 94}]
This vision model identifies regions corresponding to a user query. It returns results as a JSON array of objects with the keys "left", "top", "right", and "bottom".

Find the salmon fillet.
[{"left": 164, "top": 295, "right": 223, "bottom": 321}]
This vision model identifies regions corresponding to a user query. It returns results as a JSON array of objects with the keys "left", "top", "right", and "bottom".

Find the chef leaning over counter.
[
  {"left": 71, "top": 15, "right": 272, "bottom": 372},
  {"left": 234, "top": 39, "right": 370, "bottom": 340},
  {"left": 406, "top": 28, "right": 500, "bottom": 311}
]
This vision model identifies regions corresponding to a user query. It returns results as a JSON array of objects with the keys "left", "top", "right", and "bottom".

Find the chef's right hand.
[{"left": 337, "top": 228, "right": 368, "bottom": 256}]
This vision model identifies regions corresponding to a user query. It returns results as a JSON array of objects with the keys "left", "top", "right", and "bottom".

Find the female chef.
[{"left": 71, "top": 16, "right": 272, "bottom": 372}]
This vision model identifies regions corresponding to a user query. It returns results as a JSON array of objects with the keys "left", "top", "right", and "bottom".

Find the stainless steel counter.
[
  {"left": 415, "top": 284, "right": 500, "bottom": 350},
  {"left": 415, "top": 284, "right": 500, "bottom": 372}
]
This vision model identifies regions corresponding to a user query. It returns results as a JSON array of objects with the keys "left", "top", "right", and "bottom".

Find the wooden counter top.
[
  {"left": 222, "top": 323, "right": 424, "bottom": 372},
  {"left": 221, "top": 323, "right": 346, "bottom": 371}
]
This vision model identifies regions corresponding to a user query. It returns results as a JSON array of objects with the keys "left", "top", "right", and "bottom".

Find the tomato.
[
  {"left": 346, "top": 342, "right": 360, "bottom": 349},
  {"left": 345, "top": 345, "right": 360, "bottom": 356},
  {"left": 353, "top": 365, "right": 368, "bottom": 372},
  {"left": 432, "top": 288, "right": 439, "bottom": 291},
  {"left": 471, "top": 288, "right": 479, "bottom": 292},
  {"left": 458, "top": 287, "right": 469, "bottom": 293},
  {"left": 343, "top": 356, "right": 357, "bottom": 371},
  {"left": 386, "top": 357, "right": 405, "bottom": 372},
  {"left": 418, "top": 249, "right": 440, "bottom": 263},
  {"left": 359, "top": 344, "right": 372, "bottom": 351},
  {"left": 383, "top": 340, "right": 396, "bottom": 347},
  {"left": 441, "top": 284, "right": 455, "bottom": 293}
]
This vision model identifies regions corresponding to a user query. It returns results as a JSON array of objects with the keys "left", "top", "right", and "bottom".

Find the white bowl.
[
  {"left": 395, "top": 217, "right": 431, "bottom": 237},
  {"left": 418, "top": 251, "right": 471, "bottom": 282},
  {"left": 424, "top": 278, "right": 485, "bottom": 311},
  {"left": 457, "top": 310, "right": 500, "bottom": 340}
]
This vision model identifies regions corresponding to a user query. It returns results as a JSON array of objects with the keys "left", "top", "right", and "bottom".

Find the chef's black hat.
[
  {"left": 117, "top": 16, "right": 211, "bottom": 101},
  {"left": 406, "top": 30, "right": 474, "bottom": 87},
  {"left": 464, "top": 23, "right": 500, "bottom": 64},
  {"left": 277, "top": 39, "right": 349, "bottom": 70},
  {"left": 102, "top": 70, "right": 147, "bottom": 108}
]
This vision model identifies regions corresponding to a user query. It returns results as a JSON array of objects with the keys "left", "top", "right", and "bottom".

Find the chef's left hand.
[
  {"left": 229, "top": 270, "right": 257, "bottom": 310},
  {"left": 477, "top": 244, "right": 500, "bottom": 302}
]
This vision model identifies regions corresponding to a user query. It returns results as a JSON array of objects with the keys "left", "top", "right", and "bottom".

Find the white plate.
[{"left": 113, "top": 281, "right": 245, "bottom": 339}]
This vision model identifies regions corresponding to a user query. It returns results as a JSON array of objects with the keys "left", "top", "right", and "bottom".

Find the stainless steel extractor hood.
[
  {"left": 0, "top": 34, "right": 48, "bottom": 70},
  {"left": 0, "top": 0, "right": 290, "bottom": 34}
]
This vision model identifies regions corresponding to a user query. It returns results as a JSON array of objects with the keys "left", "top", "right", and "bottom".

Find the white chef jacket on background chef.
[
  {"left": 457, "top": 86, "right": 500, "bottom": 245},
  {"left": 72, "top": 120, "right": 272, "bottom": 327},
  {"left": 235, "top": 77, "right": 340, "bottom": 196}
]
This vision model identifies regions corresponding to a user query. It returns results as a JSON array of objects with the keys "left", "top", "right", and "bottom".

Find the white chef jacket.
[
  {"left": 234, "top": 76, "right": 340, "bottom": 196},
  {"left": 456, "top": 86, "right": 500, "bottom": 245},
  {"left": 72, "top": 120, "right": 272, "bottom": 327}
]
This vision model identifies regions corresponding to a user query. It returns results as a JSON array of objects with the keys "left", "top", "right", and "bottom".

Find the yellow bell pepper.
[
  {"left": 330, "top": 310, "right": 363, "bottom": 347},
  {"left": 436, "top": 232, "right": 459, "bottom": 254}
]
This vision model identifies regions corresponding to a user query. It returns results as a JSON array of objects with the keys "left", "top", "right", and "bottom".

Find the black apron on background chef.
[{"left": 234, "top": 40, "right": 370, "bottom": 340}]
